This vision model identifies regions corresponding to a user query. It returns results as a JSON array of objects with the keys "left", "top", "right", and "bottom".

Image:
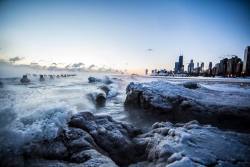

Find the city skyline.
[{"left": 0, "top": 0, "right": 250, "bottom": 74}]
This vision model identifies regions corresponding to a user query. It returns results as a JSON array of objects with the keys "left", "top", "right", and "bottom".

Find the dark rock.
[
  {"left": 99, "top": 85, "right": 110, "bottom": 95},
  {"left": 88, "top": 76, "right": 113, "bottom": 85},
  {"left": 183, "top": 82, "right": 199, "bottom": 89},
  {"left": 88, "top": 76, "right": 102, "bottom": 83},
  {"left": 87, "top": 90, "right": 106, "bottom": 107},
  {"left": 20, "top": 75, "right": 30, "bottom": 84},
  {"left": 69, "top": 112, "right": 144, "bottom": 166},
  {"left": 2, "top": 112, "right": 250, "bottom": 167},
  {"left": 39, "top": 75, "right": 45, "bottom": 82},
  {"left": 125, "top": 81, "right": 250, "bottom": 132}
]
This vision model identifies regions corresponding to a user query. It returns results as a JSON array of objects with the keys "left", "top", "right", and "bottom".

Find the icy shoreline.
[
  {"left": 1, "top": 112, "right": 250, "bottom": 167},
  {"left": 1, "top": 76, "right": 250, "bottom": 166},
  {"left": 125, "top": 81, "right": 250, "bottom": 132}
]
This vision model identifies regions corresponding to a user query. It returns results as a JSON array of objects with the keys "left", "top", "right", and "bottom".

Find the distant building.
[
  {"left": 208, "top": 62, "right": 213, "bottom": 75},
  {"left": 214, "top": 63, "right": 220, "bottom": 75},
  {"left": 226, "top": 56, "right": 241, "bottom": 76},
  {"left": 236, "top": 61, "right": 243, "bottom": 76},
  {"left": 179, "top": 55, "right": 183, "bottom": 72},
  {"left": 174, "top": 62, "right": 179, "bottom": 73},
  {"left": 200, "top": 62, "right": 204, "bottom": 72},
  {"left": 145, "top": 69, "right": 148, "bottom": 75},
  {"left": 243, "top": 46, "right": 250, "bottom": 76},
  {"left": 209, "top": 62, "right": 213, "bottom": 69},
  {"left": 188, "top": 59, "right": 194, "bottom": 74},
  {"left": 218, "top": 58, "right": 228, "bottom": 76}
]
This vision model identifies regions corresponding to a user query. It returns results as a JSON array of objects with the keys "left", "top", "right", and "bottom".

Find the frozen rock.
[
  {"left": 125, "top": 81, "right": 250, "bottom": 131},
  {"left": 20, "top": 125, "right": 118, "bottom": 167},
  {"left": 88, "top": 76, "right": 113, "bottom": 85},
  {"left": 87, "top": 90, "right": 107, "bottom": 107},
  {"left": 88, "top": 76, "right": 102, "bottom": 83},
  {"left": 18, "top": 112, "right": 143, "bottom": 166},
  {"left": 69, "top": 112, "right": 144, "bottom": 166},
  {"left": 39, "top": 75, "right": 45, "bottom": 82},
  {"left": 1, "top": 112, "right": 250, "bottom": 167},
  {"left": 131, "top": 121, "right": 250, "bottom": 167},
  {"left": 20, "top": 75, "right": 30, "bottom": 83},
  {"left": 99, "top": 85, "right": 110, "bottom": 95},
  {"left": 183, "top": 82, "right": 200, "bottom": 89}
]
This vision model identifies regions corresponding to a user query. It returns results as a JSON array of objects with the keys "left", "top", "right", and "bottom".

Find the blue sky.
[{"left": 0, "top": 0, "right": 249, "bottom": 73}]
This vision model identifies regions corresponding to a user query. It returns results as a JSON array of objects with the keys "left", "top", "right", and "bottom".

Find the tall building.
[
  {"left": 243, "top": 46, "right": 250, "bottom": 75},
  {"left": 188, "top": 59, "right": 194, "bottom": 74},
  {"left": 219, "top": 58, "right": 228, "bottom": 76},
  {"left": 178, "top": 55, "right": 184, "bottom": 72},
  {"left": 236, "top": 61, "right": 243, "bottom": 76},
  {"left": 200, "top": 62, "right": 204, "bottom": 72},
  {"left": 174, "top": 62, "right": 179, "bottom": 73},
  {"left": 209, "top": 62, "right": 213, "bottom": 69},
  {"left": 226, "top": 56, "right": 241, "bottom": 76}
]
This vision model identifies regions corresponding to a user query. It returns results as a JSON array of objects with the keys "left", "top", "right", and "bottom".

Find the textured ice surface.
[{"left": 131, "top": 121, "right": 250, "bottom": 167}]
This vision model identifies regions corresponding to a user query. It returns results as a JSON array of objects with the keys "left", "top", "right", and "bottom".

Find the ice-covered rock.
[
  {"left": 131, "top": 121, "right": 250, "bottom": 167},
  {"left": 125, "top": 81, "right": 250, "bottom": 131},
  {"left": 20, "top": 75, "right": 30, "bottom": 84},
  {"left": 39, "top": 75, "right": 45, "bottom": 82},
  {"left": 1, "top": 112, "right": 250, "bottom": 167},
  {"left": 183, "top": 82, "right": 200, "bottom": 89},
  {"left": 87, "top": 90, "right": 107, "bottom": 107},
  {"left": 69, "top": 112, "right": 144, "bottom": 166},
  {"left": 88, "top": 76, "right": 113, "bottom": 85}
]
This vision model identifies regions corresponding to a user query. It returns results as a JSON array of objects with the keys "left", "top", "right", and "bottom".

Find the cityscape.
[
  {"left": 150, "top": 46, "right": 250, "bottom": 77},
  {"left": 1, "top": 0, "right": 250, "bottom": 167}
]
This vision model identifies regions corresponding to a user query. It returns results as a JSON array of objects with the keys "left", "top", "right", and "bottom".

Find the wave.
[{"left": 0, "top": 103, "right": 75, "bottom": 156}]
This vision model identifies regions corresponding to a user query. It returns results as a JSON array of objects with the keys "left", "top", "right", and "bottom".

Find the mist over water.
[{"left": 1, "top": 65, "right": 250, "bottom": 161}]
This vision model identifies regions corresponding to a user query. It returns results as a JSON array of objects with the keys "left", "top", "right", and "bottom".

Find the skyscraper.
[
  {"left": 209, "top": 62, "right": 213, "bottom": 69},
  {"left": 200, "top": 62, "right": 204, "bottom": 72},
  {"left": 178, "top": 55, "right": 184, "bottom": 72},
  {"left": 188, "top": 59, "right": 194, "bottom": 74},
  {"left": 174, "top": 62, "right": 179, "bottom": 73},
  {"left": 243, "top": 46, "right": 250, "bottom": 75}
]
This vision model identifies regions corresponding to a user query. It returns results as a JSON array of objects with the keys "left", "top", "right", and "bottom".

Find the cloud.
[
  {"left": 72, "top": 63, "right": 85, "bottom": 68},
  {"left": 9, "top": 57, "right": 24, "bottom": 63},
  {"left": 64, "top": 62, "right": 86, "bottom": 71},
  {"left": 147, "top": 48, "right": 153, "bottom": 52},
  {"left": 2, "top": 60, "right": 122, "bottom": 74}
]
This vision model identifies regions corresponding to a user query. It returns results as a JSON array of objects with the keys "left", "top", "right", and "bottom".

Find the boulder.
[
  {"left": 87, "top": 90, "right": 107, "bottom": 107},
  {"left": 88, "top": 77, "right": 102, "bottom": 83},
  {"left": 88, "top": 76, "right": 113, "bottom": 85},
  {"left": 183, "top": 82, "right": 199, "bottom": 89},
  {"left": 20, "top": 75, "right": 30, "bottom": 84},
  {"left": 21, "top": 126, "right": 118, "bottom": 167},
  {"left": 125, "top": 81, "right": 250, "bottom": 131},
  {"left": 131, "top": 121, "right": 250, "bottom": 167},
  {"left": 69, "top": 112, "right": 144, "bottom": 166},
  {"left": 2, "top": 112, "right": 250, "bottom": 167},
  {"left": 39, "top": 75, "right": 45, "bottom": 82}
]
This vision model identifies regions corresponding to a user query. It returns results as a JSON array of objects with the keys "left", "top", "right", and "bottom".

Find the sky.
[{"left": 0, "top": 0, "right": 250, "bottom": 74}]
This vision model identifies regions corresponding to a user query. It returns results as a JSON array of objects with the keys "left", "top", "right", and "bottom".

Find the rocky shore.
[
  {"left": 1, "top": 78, "right": 250, "bottom": 167},
  {"left": 1, "top": 112, "right": 250, "bottom": 167},
  {"left": 125, "top": 81, "right": 250, "bottom": 132}
]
